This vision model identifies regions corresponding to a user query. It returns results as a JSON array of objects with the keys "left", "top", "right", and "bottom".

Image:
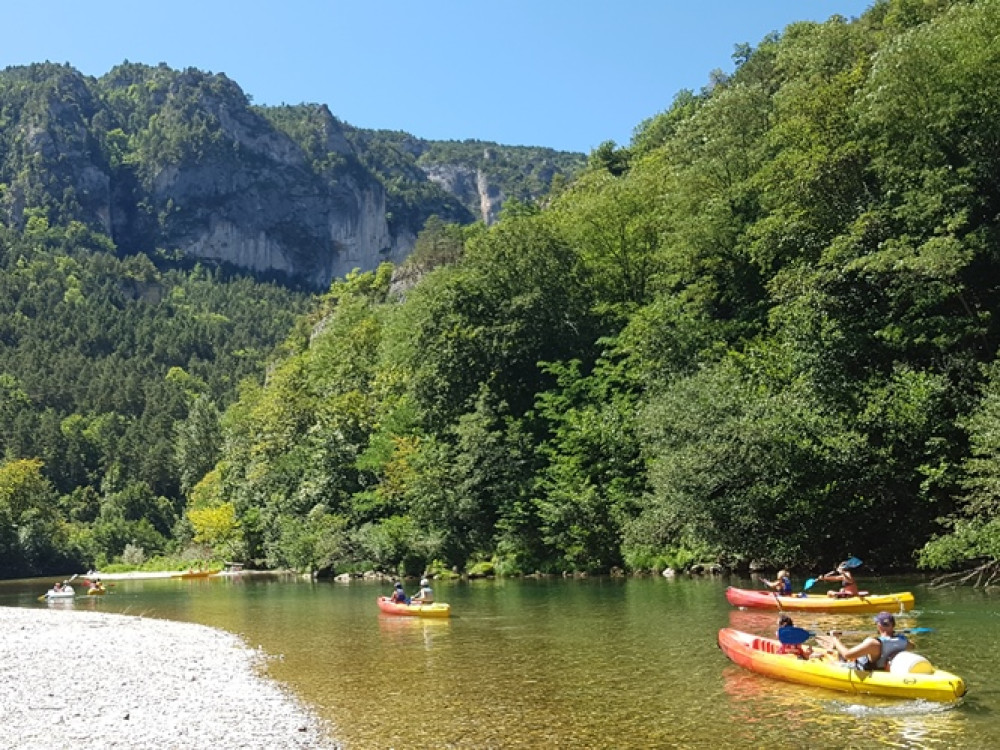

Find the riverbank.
[
  {"left": 0, "top": 607, "right": 339, "bottom": 749},
  {"left": 84, "top": 569, "right": 294, "bottom": 581}
]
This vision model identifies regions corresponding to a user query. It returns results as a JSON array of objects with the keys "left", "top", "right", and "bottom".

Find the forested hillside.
[
  {"left": 4, "top": 0, "right": 1000, "bottom": 580},
  {"left": 0, "top": 221, "right": 310, "bottom": 576}
]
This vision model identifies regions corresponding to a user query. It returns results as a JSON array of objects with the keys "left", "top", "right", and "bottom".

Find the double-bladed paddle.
[
  {"left": 777, "top": 626, "right": 812, "bottom": 645},
  {"left": 37, "top": 573, "right": 78, "bottom": 601},
  {"left": 818, "top": 627, "right": 934, "bottom": 637},
  {"left": 803, "top": 557, "right": 863, "bottom": 591}
]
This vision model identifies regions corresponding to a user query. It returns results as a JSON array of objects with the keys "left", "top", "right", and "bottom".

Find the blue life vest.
[{"left": 778, "top": 576, "right": 792, "bottom": 596}]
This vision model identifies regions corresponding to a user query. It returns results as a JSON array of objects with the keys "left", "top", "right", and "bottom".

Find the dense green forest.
[{"left": 4, "top": 0, "right": 1000, "bottom": 580}]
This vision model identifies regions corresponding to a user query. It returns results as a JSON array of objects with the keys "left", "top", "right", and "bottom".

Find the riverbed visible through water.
[{"left": 1, "top": 573, "right": 995, "bottom": 748}]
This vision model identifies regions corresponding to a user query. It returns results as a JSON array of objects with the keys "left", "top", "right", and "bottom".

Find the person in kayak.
[
  {"left": 815, "top": 611, "right": 912, "bottom": 670},
  {"left": 818, "top": 563, "right": 859, "bottom": 598},
  {"left": 411, "top": 578, "right": 434, "bottom": 604},
  {"left": 776, "top": 615, "right": 812, "bottom": 659},
  {"left": 762, "top": 569, "right": 793, "bottom": 596},
  {"left": 389, "top": 582, "right": 410, "bottom": 604}
]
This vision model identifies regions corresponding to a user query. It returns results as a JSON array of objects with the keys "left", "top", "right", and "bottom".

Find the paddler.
[{"left": 816, "top": 611, "right": 913, "bottom": 670}]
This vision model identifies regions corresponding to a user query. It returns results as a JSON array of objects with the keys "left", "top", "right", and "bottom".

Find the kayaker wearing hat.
[
  {"left": 389, "top": 581, "right": 410, "bottom": 604},
  {"left": 411, "top": 578, "right": 434, "bottom": 604},
  {"left": 816, "top": 611, "right": 912, "bottom": 670}
]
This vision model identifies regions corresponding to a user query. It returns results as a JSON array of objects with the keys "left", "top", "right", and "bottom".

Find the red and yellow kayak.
[
  {"left": 377, "top": 596, "right": 451, "bottom": 618},
  {"left": 726, "top": 587, "right": 914, "bottom": 613},
  {"left": 718, "top": 628, "right": 966, "bottom": 702}
]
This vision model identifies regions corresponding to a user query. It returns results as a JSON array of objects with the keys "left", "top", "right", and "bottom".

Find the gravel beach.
[{"left": 0, "top": 606, "right": 340, "bottom": 750}]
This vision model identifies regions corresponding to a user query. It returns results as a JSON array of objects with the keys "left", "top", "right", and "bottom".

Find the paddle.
[
  {"left": 815, "top": 627, "right": 934, "bottom": 637},
  {"left": 803, "top": 557, "right": 863, "bottom": 591},
  {"left": 777, "top": 626, "right": 812, "bottom": 645},
  {"left": 37, "top": 573, "right": 78, "bottom": 601}
]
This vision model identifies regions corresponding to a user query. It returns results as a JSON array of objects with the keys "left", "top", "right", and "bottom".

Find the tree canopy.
[{"left": 5, "top": 0, "right": 1000, "bottom": 582}]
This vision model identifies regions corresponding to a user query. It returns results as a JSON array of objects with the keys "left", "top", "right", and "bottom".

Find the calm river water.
[{"left": 1, "top": 574, "right": 996, "bottom": 748}]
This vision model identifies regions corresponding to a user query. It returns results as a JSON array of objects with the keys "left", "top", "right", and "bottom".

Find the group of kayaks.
[
  {"left": 719, "top": 561, "right": 967, "bottom": 702},
  {"left": 40, "top": 576, "right": 107, "bottom": 600}
]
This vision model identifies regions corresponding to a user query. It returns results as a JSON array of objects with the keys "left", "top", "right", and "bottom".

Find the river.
[{"left": 1, "top": 573, "right": 995, "bottom": 748}]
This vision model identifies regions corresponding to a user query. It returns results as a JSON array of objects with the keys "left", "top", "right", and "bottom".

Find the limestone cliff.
[{"left": 0, "top": 63, "right": 583, "bottom": 289}]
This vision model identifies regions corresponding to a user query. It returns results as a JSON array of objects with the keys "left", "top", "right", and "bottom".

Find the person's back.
[
  {"left": 413, "top": 578, "right": 434, "bottom": 604},
  {"left": 390, "top": 583, "right": 409, "bottom": 604}
]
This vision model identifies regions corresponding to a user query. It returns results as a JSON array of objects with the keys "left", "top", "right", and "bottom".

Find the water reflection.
[
  {"left": 0, "top": 575, "right": 990, "bottom": 748},
  {"left": 376, "top": 614, "right": 451, "bottom": 651}
]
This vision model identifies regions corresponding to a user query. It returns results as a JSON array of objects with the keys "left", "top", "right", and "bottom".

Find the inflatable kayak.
[
  {"left": 43, "top": 586, "right": 75, "bottom": 599},
  {"left": 726, "top": 587, "right": 914, "bottom": 613},
  {"left": 377, "top": 596, "right": 451, "bottom": 618},
  {"left": 718, "top": 628, "right": 966, "bottom": 702}
]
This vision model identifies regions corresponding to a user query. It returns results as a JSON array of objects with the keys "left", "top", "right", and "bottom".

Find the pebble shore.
[{"left": 0, "top": 606, "right": 340, "bottom": 750}]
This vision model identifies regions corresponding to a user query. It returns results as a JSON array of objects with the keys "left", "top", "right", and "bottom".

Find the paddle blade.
[
  {"left": 777, "top": 626, "right": 812, "bottom": 645},
  {"left": 841, "top": 556, "right": 863, "bottom": 570},
  {"left": 803, "top": 577, "right": 817, "bottom": 591},
  {"left": 905, "top": 627, "right": 934, "bottom": 634}
]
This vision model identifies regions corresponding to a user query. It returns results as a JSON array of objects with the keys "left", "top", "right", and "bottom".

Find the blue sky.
[{"left": 4, "top": 1, "right": 874, "bottom": 154}]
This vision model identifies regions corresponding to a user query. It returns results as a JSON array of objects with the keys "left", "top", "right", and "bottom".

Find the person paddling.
[
  {"left": 762, "top": 569, "right": 793, "bottom": 596},
  {"left": 818, "top": 563, "right": 859, "bottom": 598},
  {"left": 776, "top": 615, "right": 812, "bottom": 659},
  {"left": 389, "top": 581, "right": 410, "bottom": 604},
  {"left": 411, "top": 578, "right": 434, "bottom": 604},
  {"left": 815, "top": 611, "right": 912, "bottom": 670}
]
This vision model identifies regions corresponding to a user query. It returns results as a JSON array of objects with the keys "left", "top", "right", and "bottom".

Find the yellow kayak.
[
  {"left": 718, "top": 628, "right": 966, "bottom": 702},
  {"left": 726, "top": 587, "right": 914, "bottom": 613},
  {"left": 377, "top": 596, "right": 451, "bottom": 618}
]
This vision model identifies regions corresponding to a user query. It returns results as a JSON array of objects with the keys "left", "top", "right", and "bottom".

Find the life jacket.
[
  {"left": 777, "top": 643, "right": 807, "bottom": 658},
  {"left": 777, "top": 576, "right": 792, "bottom": 596},
  {"left": 856, "top": 634, "right": 909, "bottom": 671}
]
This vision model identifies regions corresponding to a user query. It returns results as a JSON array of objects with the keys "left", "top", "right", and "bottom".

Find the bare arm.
[{"left": 815, "top": 634, "right": 880, "bottom": 662}]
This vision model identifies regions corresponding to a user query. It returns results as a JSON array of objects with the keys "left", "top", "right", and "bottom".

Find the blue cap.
[{"left": 874, "top": 611, "right": 895, "bottom": 627}]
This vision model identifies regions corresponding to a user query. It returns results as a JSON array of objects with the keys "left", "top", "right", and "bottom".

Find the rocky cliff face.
[
  {"left": 2, "top": 67, "right": 113, "bottom": 234},
  {"left": 129, "top": 72, "right": 397, "bottom": 288},
  {"left": 0, "top": 63, "right": 582, "bottom": 289},
  {"left": 422, "top": 162, "right": 503, "bottom": 225}
]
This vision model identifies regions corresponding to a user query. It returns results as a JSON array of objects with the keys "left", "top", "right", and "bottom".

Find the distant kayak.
[
  {"left": 718, "top": 628, "right": 966, "bottom": 702},
  {"left": 726, "top": 587, "right": 914, "bottom": 613},
  {"left": 173, "top": 569, "right": 217, "bottom": 579},
  {"left": 377, "top": 596, "right": 451, "bottom": 618},
  {"left": 44, "top": 586, "right": 75, "bottom": 599}
]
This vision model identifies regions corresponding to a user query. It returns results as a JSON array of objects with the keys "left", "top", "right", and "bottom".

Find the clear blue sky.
[{"left": 3, "top": 1, "right": 874, "bottom": 154}]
